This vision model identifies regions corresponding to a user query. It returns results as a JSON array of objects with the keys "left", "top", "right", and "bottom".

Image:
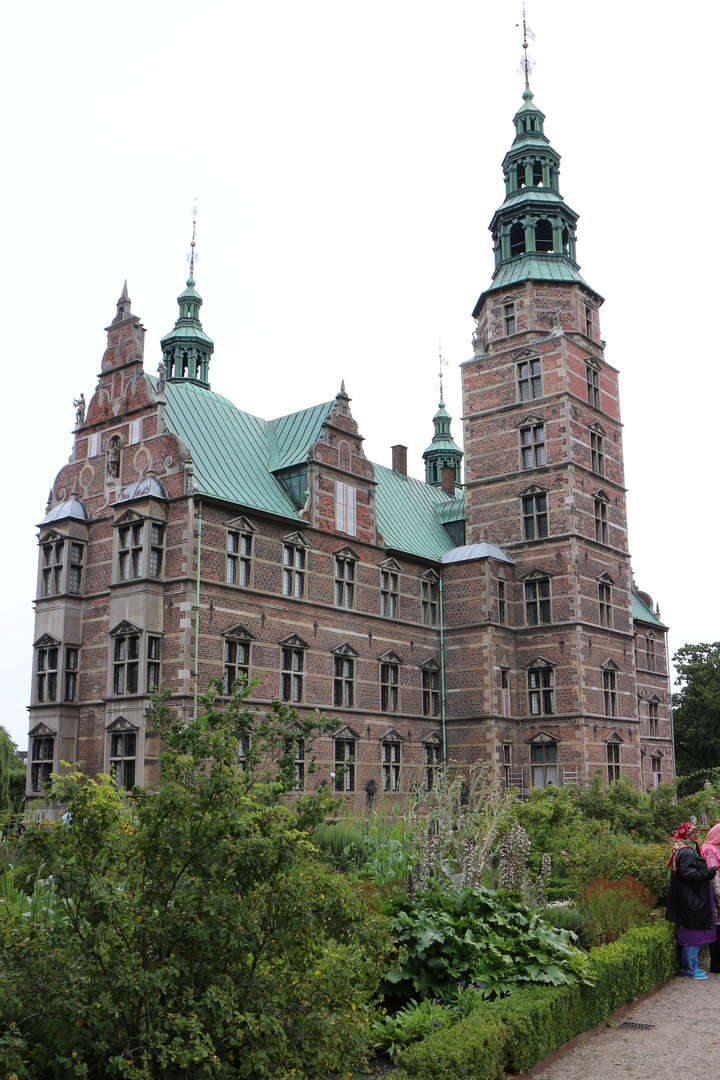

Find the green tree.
[
  {"left": 0, "top": 682, "right": 394, "bottom": 1079},
  {"left": 672, "top": 642, "right": 720, "bottom": 778},
  {"left": 0, "top": 726, "right": 25, "bottom": 816}
]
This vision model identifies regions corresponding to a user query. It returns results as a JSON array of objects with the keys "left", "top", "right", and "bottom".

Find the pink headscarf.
[{"left": 702, "top": 823, "right": 720, "bottom": 869}]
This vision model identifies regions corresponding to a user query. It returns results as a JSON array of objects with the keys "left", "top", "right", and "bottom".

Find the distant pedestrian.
[
  {"left": 665, "top": 822, "right": 717, "bottom": 979},
  {"left": 701, "top": 823, "right": 720, "bottom": 974}
]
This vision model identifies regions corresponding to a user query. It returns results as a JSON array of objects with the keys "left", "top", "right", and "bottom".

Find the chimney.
[
  {"left": 441, "top": 466, "right": 455, "bottom": 495},
  {"left": 391, "top": 445, "right": 408, "bottom": 475}
]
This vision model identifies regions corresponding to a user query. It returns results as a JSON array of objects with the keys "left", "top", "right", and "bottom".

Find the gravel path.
[{"left": 525, "top": 972, "right": 720, "bottom": 1080}]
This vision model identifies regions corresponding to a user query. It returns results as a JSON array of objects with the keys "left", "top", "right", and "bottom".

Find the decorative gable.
[
  {"left": 420, "top": 569, "right": 439, "bottom": 583},
  {"left": 525, "top": 655, "right": 555, "bottom": 669},
  {"left": 422, "top": 731, "right": 443, "bottom": 746},
  {"left": 528, "top": 729, "right": 558, "bottom": 745},
  {"left": 592, "top": 488, "right": 610, "bottom": 503},
  {"left": 282, "top": 530, "right": 311, "bottom": 549},
  {"left": 224, "top": 623, "right": 255, "bottom": 640},
  {"left": 279, "top": 633, "right": 309, "bottom": 649},
  {"left": 515, "top": 413, "right": 544, "bottom": 429},
  {"left": 602, "top": 658, "right": 619, "bottom": 671},
  {"left": 378, "top": 727, "right": 405, "bottom": 742},
  {"left": 518, "top": 482, "right": 548, "bottom": 497},
  {"left": 227, "top": 515, "right": 258, "bottom": 533},
  {"left": 33, "top": 632, "right": 61, "bottom": 648},
  {"left": 333, "top": 544, "right": 360, "bottom": 561},
  {"left": 419, "top": 657, "right": 440, "bottom": 671},
  {"left": 333, "top": 724, "right": 360, "bottom": 741},
  {"left": 585, "top": 355, "right": 601, "bottom": 371},
  {"left": 379, "top": 557, "right": 402, "bottom": 573},
  {"left": 606, "top": 731, "right": 623, "bottom": 744},
  {"left": 331, "top": 642, "right": 359, "bottom": 658},
  {"left": 589, "top": 421, "right": 606, "bottom": 435},
  {"left": 29, "top": 722, "right": 56, "bottom": 737},
  {"left": 597, "top": 571, "right": 615, "bottom": 585},
  {"left": 114, "top": 509, "right": 144, "bottom": 526},
  {"left": 105, "top": 715, "right": 138, "bottom": 732},
  {"left": 521, "top": 567, "right": 554, "bottom": 582}
]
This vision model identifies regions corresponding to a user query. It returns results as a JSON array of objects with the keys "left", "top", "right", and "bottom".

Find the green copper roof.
[
  {"left": 631, "top": 590, "right": 666, "bottom": 628},
  {"left": 374, "top": 464, "right": 462, "bottom": 561},
  {"left": 490, "top": 254, "right": 593, "bottom": 291},
  {"left": 160, "top": 379, "right": 464, "bottom": 561}
]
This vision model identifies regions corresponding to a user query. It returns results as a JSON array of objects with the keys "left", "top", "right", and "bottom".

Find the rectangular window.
[
  {"left": 520, "top": 424, "right": 546, "bottom": 469},
  {"left": 283, "top": 544, "right": 306, "bottom": 599},
  {"left": 237, "top": 735, "right": 249, "bottom": 771},
  {"left": 648, "top": 701, "right": 659, "bottom": 738},
  {"left": 503, "top": 743, "right": 512, "bottom": 787},
  {"left": 504, "top": 302, "right": 516, "bottom": 336},
  {"left": 118, "top": 523, "right": 144, "bottom": 580},
  {"left": 129, "top": 419, "right": 142, "bottom": 445},
  {"left": 422, "top": 668, "right": 440, "bottom": 717},
  {"left": 113, "top": 634, "right": 139, "bottom": 695},
  {"left": 224, "top": 639, "right": 250, "bottom": 694},
  {"left": 64, "top": 647, "right": 79, "bottom": 701},
  {"left": 594, "top": 499, "right": 608, "bottom": 544},
  {"left": 590, "top": 431, "right": 605, "bottom": 475},
  {"left": 336, "top": 482, "right": 357, "bottom": 536},
  {"left": 498, "top": 580, "right": 506, "bottom": 624},
  {"left": 646, "top": 635, "right": 656, "bottom": 671},
  {"left": 68, "top": 543, "right": 83, "bottom": 594},
  {"left": 528, "top": 668, "right": 554, "bottom": 715},
  {"left": 382, "top": 740, "right": 401, "bottom": 792},
  {"left": 281, "top": 646, "right": 304, "bottom": 703},
  {"left": 88, "top": 433, "right": 100, "bottom": 457},
  {"left": 334, "top": 739, "right": 355, "bottom": 792},
  {"left": 522, "top": 492, "right": 548, "bottom": 539},
  {"left": 110, "top": 731, "right": 137, "bottom": 791},
  {"left": 587, "top": 365, "right": 600, "bottom": 409},
  {"left": 525, "top": 578, "right": 551, "bottom": 625},
  {"left": 603, "top": 669, "right": 617, "bottom": 717},
  {"left": 42, "top": 539, "right": 65, "bottom": 597},
  {"left": 518, "top": 359, "right": 541, "bottom": 401},
  {"left": 333, "top": 656, "right": 354, "bottom": 708},
  {"left": 585, "top": 304, "right": 593, "bottom": 340},
  {"left": 37, "top": 645, "right": 59, "bottom": 702},
  {"left": 607, "top": 742, "right": 620, "bottom": 783},
  {"left": 147, "top": 636, "right": 161, "bottom": 692},
  {"left": 149, "top": 524, "right": 164, "bottom": 579},
  {"left": 421, "top": 578, "right": 438, "bottom": 625},
  {"left": 598, "top": 582, "right": 612, "bottom": 627},
  {"left": 501, "top": 669, "right": 511, "bottom": 718},
  {"left": 531, "top": 743, "right": 558, "bottom": 788},
  {"left": 285, "top": 735, "right": 305, "bottom": 791},
  {"left": 30, "top": 737, "right": 54, "bottom": 792},
  {"left": 380, "top": 663, "right": 399, "bottom": 713},
  {"left": 334, "top": 555, "right": 355, "bottom": 608},
  {"left": 227, "top": 530, "right": 252, "bottom": 587},
  {"left": 651, "top": 755, "right": 661, "bottom": 785},
  {"left": 425, "top": 743, "right": 440, "bottom": 791},
  {"left": 381, "top": 570, "right": 399, "bottom": 617}
]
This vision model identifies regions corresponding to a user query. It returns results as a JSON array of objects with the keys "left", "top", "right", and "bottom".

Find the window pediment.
[
  {"left": 421, "top": 569, "right": 439, "bottom": 583},
  {"left": 518, "top": 482, "right": 548, "bottom": 497},
  {"left": 597, "top": 571, "right": 615, "bottom": 585},
  {"left": 333, "top": 544, "right": 360, "bottom": 560},
  {"left": 419, "top": 657, "right": 441, "bottom": 671},
  {"left": 423, "top": 732, "right": 443, "bottom": 746},
  {"left": 521, "top": 567, "right": 553, "bottom": 581},
  {"left": 105, "top": 715, "right": 139, "bottom": 732},
  {"left": 647, "top": 693, "right": 660, "bottom": 704},
  {"left": 333, "top": 724, "right": 360, "bottom": 741},
  {"left": 279, "top": 633, "right": 308, "bottom": 649},
  {"left": 592, "top": 488, "right": 610, "bottom": 503},
  {"left": 331, "top": 642, "right": 359, "bottom": 657},
  {"left": 380, "top": 557, "right": 402, "bottom": 573},
  {"left": 651, "top": 748, "right": 664, "bottom": 758},
  {"left": 378, "top": 649, "right": 403, "bottom": 665},
  {"left": 379, "top": 727, "right": 405, "bottom": 742},
  {"left": 39, "top": 529, "right": 63, "bottom": 544},
  {"left": 33, "top": 632, "right": 61, "bottom": 648},
  {"left": 589, "top": 421, "right": 606, "bottom": 435},
  {"left": 29, "top": 722, "right": 56, "bottom": 737},
  {"left": 227, "top": 515, "right": 257, "bottom": 533},
  {"left": 528, "top": 730, "right": 558, "bottom": 745},
  {"left": 585, "top": 356, "right": 601, "bottom": 371},
  {"left": 110, "top": 620, "right": 142, "bottom": 637},
  {"left": 602, "top": 658, "right": 619, "bottom": 671},
  {"left": 605, "top": 731, "right": 623, "bottom": 744},
  {"left": 514, "top": 347, "right": 539, "bottom": 361},
  {"left": 114, "top": 509, "right": 144, "bottom": 527},
  {"left": 515, "top": 413, "right": 544, "bottom": 429},
  {"left": 224, "top": 623, "right": 255, "bottom": 641},
  {"left": 282, "top": 530, "right": 311, "bottom": 549},
  {"left": 525, "top": 656, "right": 555, "bottom": 670}
]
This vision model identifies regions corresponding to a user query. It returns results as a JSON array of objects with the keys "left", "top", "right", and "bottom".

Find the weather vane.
[
  {"left": 516, "top": 6, "right": 536, "bottom": 90},
  {"left": 187, "top": 202, "right": 198, "bottom": 277},
  {"left": 438, "top": 341, "right": 449, "bottom": 401}
]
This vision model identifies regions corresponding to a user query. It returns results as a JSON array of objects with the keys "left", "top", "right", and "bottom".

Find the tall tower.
[{"left": 458, "top": 87, "right": 641, "bottom": 787}]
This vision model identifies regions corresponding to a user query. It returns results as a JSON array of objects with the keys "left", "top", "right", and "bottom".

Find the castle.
[{"left": 26, "top": 87, "right": 671, "bottom": 815}]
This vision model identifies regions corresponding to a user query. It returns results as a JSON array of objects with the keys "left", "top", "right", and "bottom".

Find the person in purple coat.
[{"left": 665, "top": 822, "right": 717, "bottom": 979}]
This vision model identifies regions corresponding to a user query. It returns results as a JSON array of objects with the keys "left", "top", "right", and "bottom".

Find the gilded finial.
[
  {"left": 187, "top": 202, "right": 198, "bottom": 280},
  {"left": 438, "top": 340, "right": 448, "bottom": 404},
  {"left": 516, "top": 6, "right": 536, "bottom": 90}
]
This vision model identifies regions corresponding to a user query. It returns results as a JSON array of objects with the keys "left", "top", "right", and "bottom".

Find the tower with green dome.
[{"left": 422, "top": 390, "right": 463, "bottom": 488}]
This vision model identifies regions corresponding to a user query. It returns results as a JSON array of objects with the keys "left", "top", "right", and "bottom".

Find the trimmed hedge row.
[{"left": 396, "top": 919, "right": 678, "bottom": 1080}]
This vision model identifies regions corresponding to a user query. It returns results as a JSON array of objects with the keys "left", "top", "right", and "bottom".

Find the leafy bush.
[
  {"left": 580, "top": 875, "right": 656, "bottom": 946},
  {"left": 382, "top": 886, "right": 591, "bottom": 1007},
  {"left": 314, "top": 820, "right": 369, "bottom": 869},
  {"left": 395, "top": 920, "right": 678, "bottom": 1080},
  {"left": 372, "top": 998, "right": 454, "bottom": 1062},
  {"left": 568, "top": 833, "right": 670, "bottom": 902},
  {"left": 0, "top": 683, "right": 395, "bottom": 1080},
  {"left": 541, "top": 900, "right": 584, "bottom": 936}
]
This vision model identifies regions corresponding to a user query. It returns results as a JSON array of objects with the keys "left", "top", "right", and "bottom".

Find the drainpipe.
[
  {"left": 193, "top": 505, "right": 203, "bottom": 720},
  {"left": 439, "top": 575, "right": 447, "bottom": 761}
]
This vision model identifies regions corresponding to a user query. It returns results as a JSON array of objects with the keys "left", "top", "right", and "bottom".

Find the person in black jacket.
[{"left": 665, "top": 822, "right": 717, "bottom": 979}]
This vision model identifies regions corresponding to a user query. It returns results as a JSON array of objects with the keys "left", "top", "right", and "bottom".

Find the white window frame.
[{"left": 336, "top": 481, "right": 357, "bottom": 536}]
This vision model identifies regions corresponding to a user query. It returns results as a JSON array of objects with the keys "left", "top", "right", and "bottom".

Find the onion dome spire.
[
  {"left": 161, "top": 209, "right": 214, "bottom": 388},
  {"left": 423, "top": 357, "right": 463, "bottom": 487}
]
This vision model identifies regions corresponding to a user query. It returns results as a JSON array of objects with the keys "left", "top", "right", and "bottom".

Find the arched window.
[
  {"left": 535, "top": 219, "right": 553, "bottom": 253},
  {"left": 510, "top": 222, "right": 526, "bottom": 257}
]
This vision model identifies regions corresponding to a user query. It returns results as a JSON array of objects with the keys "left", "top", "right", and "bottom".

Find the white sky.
[{"left": 1, "top": 0, "right": 714, "bottom": 747}]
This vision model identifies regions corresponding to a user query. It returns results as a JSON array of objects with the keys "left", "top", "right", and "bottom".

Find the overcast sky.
[{"left": 1, "top": 0, "right": 714, "bottom": 747}]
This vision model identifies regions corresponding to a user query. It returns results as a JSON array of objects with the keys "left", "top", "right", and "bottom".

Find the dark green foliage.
[
  {"left": 314, "top": 821, "right": 369, "bottom": 869},
  {"left": 0, "top": 682, "right": 394, "bottom": 1079},
  {"left": 0, "top": 726, "right": 23, "bottom": 816},
  {"left": 672, "top": 642, "right": 720, "bottom": 779},
  {"left": 394, "top": 920, "right": 678, "bottom": 1080},
  {"left": 382, "top": 886, "right": 591, "bottom": 1008}
]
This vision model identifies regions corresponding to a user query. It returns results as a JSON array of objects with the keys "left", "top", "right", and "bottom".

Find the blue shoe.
[{"left": 692, "top": 970, "right": 708, "bottom": 979}]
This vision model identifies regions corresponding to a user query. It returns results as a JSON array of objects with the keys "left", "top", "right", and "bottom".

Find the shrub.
[
  {"left": 580, "top": 875, "right": 656, "bottom": 946},
  {"left": 371, "top": 998, "right": 454, "bottom": 1062},
  {"left": 568, "top": 834, "right": 669, "bottom": 902},
  {"left": 541, "top": 900, "right": 584, "bottom": 936},
  {"left": 314, "top": 820, "right": 369, "bottom": 869},
  {"left": 395, "top": 919, "right": 678, "bottom": 1080}
]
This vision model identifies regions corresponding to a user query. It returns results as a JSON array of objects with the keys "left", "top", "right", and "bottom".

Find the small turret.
[{"left": 422, "top": 392, "right": 462, "bottom": 489}]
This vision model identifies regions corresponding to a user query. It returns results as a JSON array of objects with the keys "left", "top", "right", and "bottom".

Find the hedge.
[{"left": 396, "top": 919, "right": 678, "bottom": 1080}]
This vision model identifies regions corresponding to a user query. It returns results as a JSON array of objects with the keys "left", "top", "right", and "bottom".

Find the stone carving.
[
  {"left": 157, "top": 360, "right": 166, "bottom": 394},
  {"left": 106, "top": 436, "right": 121, "bottom": 478},
  {"left": 73, "top": 393, "right": 86, "bottom": 425}
]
